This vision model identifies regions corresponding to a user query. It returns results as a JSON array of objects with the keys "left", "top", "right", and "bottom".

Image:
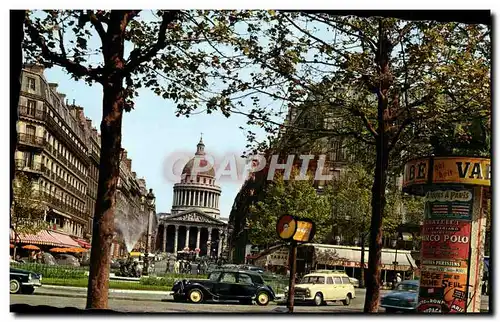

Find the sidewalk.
[{"left": 35, "top": 285, "right": 173, "bottom": 302}]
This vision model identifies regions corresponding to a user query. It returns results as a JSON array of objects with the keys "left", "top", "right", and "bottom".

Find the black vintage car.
[
  {"left": 10, "top": 267, "right": 42, "bottom": 294},
  {"left": 172, "top": 269, "right": 275, "bottom": 306}
]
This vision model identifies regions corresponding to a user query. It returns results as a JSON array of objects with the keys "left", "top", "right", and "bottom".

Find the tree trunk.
[
  {"left": 363, "top": 18, "right": 391, "bottom": 313},
  {"left": 86, "top": 83, "right": 124, "bottom": 309},
  {"left": 360, "top": 232, "right": 365, "bottom": 288},
  {"left": 363, "top": 128, "right": 389, "bottom": 312}
]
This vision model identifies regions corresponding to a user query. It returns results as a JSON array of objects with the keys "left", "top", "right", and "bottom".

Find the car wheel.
[
  {"left": 313, "top": 292, "right": 323, "bottom": 306},
  {"left": 342, "top": 293, "right": 352, "bottom": 306},
  {"left": 21, "top": 286, "right": 35, "bottom": 295},
  {"left": 256, "top": 291, "right": 270, "bottom": 306},
  {"left": 10, "top": 279, "right": 21, "bottom": 294},
  {"left": 188, "top": 289, "right": 204, "bottom": 304}
]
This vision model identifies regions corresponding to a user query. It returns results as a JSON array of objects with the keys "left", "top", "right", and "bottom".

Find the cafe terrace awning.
[
  {"left": 10, "top": 229, "right": 62, "bottom": 247},
  {"left": 48, "top": 231, "right": 80, "bottom": 247},
  {"left": 303, "top": 243, "right": 417, "bottom": 271},
  {"left": 11, "top": 229, "right": 81, "bottom": 248},
  {"left": 73, "top": 238, "right": 91, "bottom": 249}
]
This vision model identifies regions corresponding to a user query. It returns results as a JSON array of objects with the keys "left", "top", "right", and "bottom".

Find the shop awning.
[
  {"left": 304, "top": 243, "right": 416, "bottom": 271},
  {"left": 73, "top": 238, "right": 91, "bottom": 249},
  {"left": 380, "top": 251, "right": 416, "bottom": 271},
  {"left": 10, "top": 229, "right": 62, "bottom": 247},
  {"left": 48, "top": 231, "right": 81, "bottom": 247}
]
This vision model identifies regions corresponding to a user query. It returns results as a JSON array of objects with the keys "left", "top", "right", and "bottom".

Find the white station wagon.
[{"left": 285, "top": 270, "right": 356, "bottom": 306}]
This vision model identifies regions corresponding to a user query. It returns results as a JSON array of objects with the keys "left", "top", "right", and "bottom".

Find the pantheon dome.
[{"left": 171, "top": 137, "right": 221, "bottom": 219}]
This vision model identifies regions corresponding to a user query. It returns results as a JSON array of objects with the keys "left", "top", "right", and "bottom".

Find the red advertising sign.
[
  {"left": 417, "top": 263, "right": 468, "bottom": 313},
  {"left": 421, "top": 219, "right": 471, "bottom": 260}
]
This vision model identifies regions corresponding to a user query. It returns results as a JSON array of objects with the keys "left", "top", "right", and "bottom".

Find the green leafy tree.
[
  {"left": 210, "top": 13, "right": 490, "bottom": 311},
  {"left": 22, "top": 10, "right": 241, "bottom": 308},
  {"left": 11, "top": 172, "right": 48, "bottom": 257},
  {"left": 248, "top": 169, "right": 330, "bottom": 247}
]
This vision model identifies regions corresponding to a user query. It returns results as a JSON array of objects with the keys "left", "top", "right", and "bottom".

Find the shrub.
[{"left": 10, "top": 262, "right": 87, "bottom": 279}]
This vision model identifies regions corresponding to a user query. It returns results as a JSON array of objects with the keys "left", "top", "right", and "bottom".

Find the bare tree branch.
[
  {"left": 25, "top": 17, "right": 103, "bottom": 82},
  {"left": 388, "top": 117, "right": 413, "bottom": 152},
  {"left": 281, "top": 13, "right": 350, "bottom": 60},
  {"left": 88, "top": 10, "right": 106, "bottom": 43},
  {"left": 124, "top": 10, "right": 181, "bottom": 75}
]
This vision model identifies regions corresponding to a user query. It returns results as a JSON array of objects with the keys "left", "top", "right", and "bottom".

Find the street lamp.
[
  {"left": 392, "top": 233, "right": 404, "bottom": 288},
  {"left": 143, "top": 188, "right": 155, "bottom": 276},
  {"left": 220, "top": 231, "right": 226, "bottom": 262}
]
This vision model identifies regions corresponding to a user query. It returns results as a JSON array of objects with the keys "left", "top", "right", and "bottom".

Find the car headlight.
[
  {"left": 39, "top": 275, "right": 42, "bottom": 281},
  {"left": 305, "top": 288, "right": 311, "bottom": 296},
  {"left": 28, "top": 274, "right": 32, "bottom": 281}
]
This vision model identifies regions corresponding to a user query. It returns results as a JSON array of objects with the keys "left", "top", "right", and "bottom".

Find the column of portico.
[
  {"left": 162, "top": 224, "right": 167, "bottom": 252},
  {"left": 185, "top": 225, "right": 190, "bottom": 249},
  {"left": 207, "top": 227, "right": 212, "bottom": 257},
  {"left": 196, "top": 228, "right": 201, "bottom": 251},
  {"left": 174, "top": 225, "right": 179, "bottom": 253},
  {"left": 218, "top": 229, "right": 223, "bottom": 257}
]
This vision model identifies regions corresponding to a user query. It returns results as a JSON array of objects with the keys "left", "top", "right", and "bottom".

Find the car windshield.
[
  {"left": 300, "top": 276, "right": 325, "bottom": 284},
  {"left": 208, "top": 272, "right": 221, "bottom": 281},
  {"left": 396, "top": 283, "right": 418, "bottom": 292}
]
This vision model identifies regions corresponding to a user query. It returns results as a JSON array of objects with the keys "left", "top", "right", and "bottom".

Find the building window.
[
  {"left": 23, "top": 151, "right": 34, "bottom": 168},
  {"left": 27, "top": 99, "right": 36, "bottom": 116},
  {"left": 26, "top": 124, "right": 36, "bottom": 137},
  {"left": 27, "top": 77, "right": 36, "bottom": 91}
]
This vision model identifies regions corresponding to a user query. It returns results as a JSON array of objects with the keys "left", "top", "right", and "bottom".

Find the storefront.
[{"left": 251, "top": 243, "right": 417, "bottom": 283}]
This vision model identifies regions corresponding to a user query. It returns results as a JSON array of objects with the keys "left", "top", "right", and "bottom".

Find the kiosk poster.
[
  {"left": 424, "top": 187, "right": 473, "bottom": 220},
  {"left": 418, "top": 267, "right": 468, "bottom": 313},
  {"left": 421, "top": 220, "right": 471, "bottom": 260}
]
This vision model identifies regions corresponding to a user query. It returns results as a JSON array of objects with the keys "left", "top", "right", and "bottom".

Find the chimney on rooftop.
[{"left": 125, "top": 159, "right": 132, "bottom": 171}]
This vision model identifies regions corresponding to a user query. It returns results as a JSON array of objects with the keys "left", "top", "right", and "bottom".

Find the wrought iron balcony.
[
  {"left": 17, "top": 133, "right": 46, "bottom": 148},
  {"left": 14, "top": 159, "right": 42, "bottom": 173},
  {"left": 18, "top": 106, "right": 46, "bottom": 121}
]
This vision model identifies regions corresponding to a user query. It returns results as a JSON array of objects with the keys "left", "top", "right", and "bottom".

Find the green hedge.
[
  {"left": 43, "top": 278, "right": 172, "bottom": 291},
  {"left": 10, "top": 263, "right": 87, "bottom": 279},
  {"left": 139, "top": 274, "right": 208, "bottom": 286}
]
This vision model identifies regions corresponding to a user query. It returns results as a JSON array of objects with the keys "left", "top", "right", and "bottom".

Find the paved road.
[
  {"left": 10, "top": 288, "right": 368, "bottom": 313},
  {"left": 10, "top": 288, "right": 489, "bottom": 313}
]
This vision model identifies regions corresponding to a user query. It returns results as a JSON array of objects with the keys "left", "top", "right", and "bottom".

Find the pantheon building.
[{"left": 155, "top": 138, "right": 227, "bottom": 258}]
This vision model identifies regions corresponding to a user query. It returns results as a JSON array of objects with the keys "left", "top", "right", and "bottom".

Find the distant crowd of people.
[{"left": 165, "top": 259, "right": 208, "bottom": 275}]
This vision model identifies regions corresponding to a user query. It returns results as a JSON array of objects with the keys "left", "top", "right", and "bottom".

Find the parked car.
[
  {"left": 380, "top": 280, "right": 419, "bottom": 313},
  {"left": 285, "top": 270, "right": 356, "bottom": 306},
  {"left": 240, "top": 265, "right": 265, "bottom": 274},
  {"left": 10, "top": 267, "right": 42, "bottom": 294},
  {"left": 172, "top": 269, "right": 276, "bottom": 306},
  {"left": 53, "top": 254, "right": 80, "bottom": 267},
  {"left": 42, "top": 252, "right": 57, "bottom": 265},
  {"left": 80, "top": 251, "right": 91, "bottom": 266},
  {"left": 349, "top": 277, "right": 360, "bottom": 288},
  {"left": 110, "top": 259, "right": 121, "bottom": 269}
]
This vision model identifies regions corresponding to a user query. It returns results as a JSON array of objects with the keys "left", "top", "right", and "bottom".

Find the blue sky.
[{"left": 45, "top": 67, "right": 258, "bottom": 219}]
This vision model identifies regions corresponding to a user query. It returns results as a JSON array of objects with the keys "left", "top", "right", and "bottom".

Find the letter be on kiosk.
[{"left": 276, "top": 215, "right": 316, "bottom": 312}]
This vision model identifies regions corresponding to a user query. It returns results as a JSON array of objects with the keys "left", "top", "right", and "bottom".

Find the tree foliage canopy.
[
  {"left": 11, "top": 172, "right": 47, "bottom": 235},
  {"left": 247, "top": 169, "right": 331, "bottom": 246}
]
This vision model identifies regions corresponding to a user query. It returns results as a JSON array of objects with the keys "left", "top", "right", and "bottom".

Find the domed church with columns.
[{"left": 155, "top": 137, "right": 227, "bottom": 258}]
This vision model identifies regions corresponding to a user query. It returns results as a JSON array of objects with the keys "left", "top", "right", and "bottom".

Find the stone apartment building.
[
  {"left": 14, "top": 64, "right": 150, "bottom": 252},
  {"left": 16, "top": 64, "right": 91, "bottom": 239}
]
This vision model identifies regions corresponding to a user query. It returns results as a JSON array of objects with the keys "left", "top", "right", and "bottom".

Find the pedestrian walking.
[{"left": 174, "top": 260, "right": 179, "bottom": 274}]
